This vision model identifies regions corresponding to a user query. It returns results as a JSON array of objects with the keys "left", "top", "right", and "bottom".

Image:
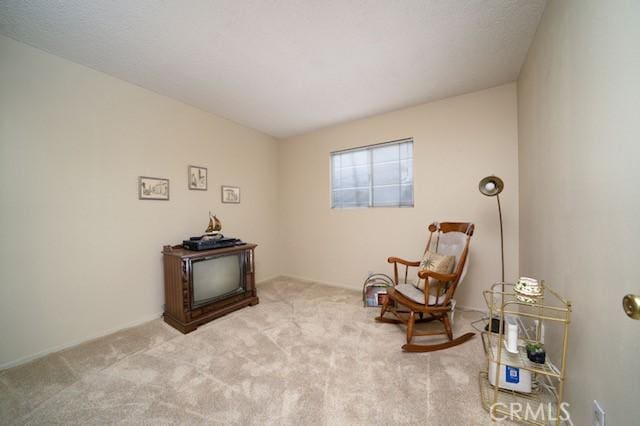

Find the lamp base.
[{"left": 484, "top": 317, "right": 505, "bottom": 334}]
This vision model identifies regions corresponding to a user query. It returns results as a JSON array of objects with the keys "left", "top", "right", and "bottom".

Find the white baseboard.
[
  {"left": 255, "top": 275, "right": 281, "bottom": 285},
  {"left": 276, "top": 274, "right": 362, "bottom": 292},
  {"left": 1, "top": 275, "right": 484, "bottom": 371},
  {"left": 454, "top": 304, "right": 485, "bottom": 313},
  {"left": 277, "top": 274, "right": 486, "bottom": 313},
  {"left": 0, "top": 310, "right": 164, "bottom": 371},
  {"left": 1, "top": 276, "right": 285, "bottom": 371}
]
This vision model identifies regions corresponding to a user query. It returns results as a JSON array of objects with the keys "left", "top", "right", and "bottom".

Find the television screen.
[{"left": 192, "top": 253, "right": 244, "bottom": 307}]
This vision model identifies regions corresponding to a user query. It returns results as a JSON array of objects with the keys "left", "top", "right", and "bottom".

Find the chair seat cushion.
[{"left": 395, "top": 283, "right": 445, "bottom": 305}]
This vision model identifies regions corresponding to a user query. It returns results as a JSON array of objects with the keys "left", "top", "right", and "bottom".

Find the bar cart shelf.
[{"left": 475, "top": 282, "right": 571, "bottom": 425}]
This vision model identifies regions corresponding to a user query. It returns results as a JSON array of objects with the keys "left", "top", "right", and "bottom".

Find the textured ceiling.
[{"left": 0, "top": 1, "right": 546, "bottom": 138}]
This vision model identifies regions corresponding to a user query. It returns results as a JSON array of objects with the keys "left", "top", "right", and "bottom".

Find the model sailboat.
[{"left": 205, "top": 212, "right": 222, "bottom": 237}]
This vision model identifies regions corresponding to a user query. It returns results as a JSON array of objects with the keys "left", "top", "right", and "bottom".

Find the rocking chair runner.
[{"left": 376, "top": 222, "right": 475, "bottom": 352}]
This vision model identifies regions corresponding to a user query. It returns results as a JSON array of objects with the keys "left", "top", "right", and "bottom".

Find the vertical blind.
[{"left": 331, "top": 138, "right": 413, "bottom": 208}]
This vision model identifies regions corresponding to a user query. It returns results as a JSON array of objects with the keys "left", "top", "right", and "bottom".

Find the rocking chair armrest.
[
  {"left": 417, "top": 269, "right": 457, "bottom": 282},
  {"left": 387, "top": 257, "right": 421, "bottom": 267}
]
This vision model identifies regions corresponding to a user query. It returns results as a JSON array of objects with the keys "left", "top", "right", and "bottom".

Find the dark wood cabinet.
[{"left": 162, "top": 243, "right": 258, "bottom": 333}]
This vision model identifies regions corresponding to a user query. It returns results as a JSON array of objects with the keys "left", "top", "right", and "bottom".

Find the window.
[{"left": 331, "top": 138, "right": 413, "bottom": 208}]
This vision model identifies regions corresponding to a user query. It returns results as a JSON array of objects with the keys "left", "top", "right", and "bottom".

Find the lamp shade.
[{"left": 479, "top": 175, "right": 504, "bottom": 197}]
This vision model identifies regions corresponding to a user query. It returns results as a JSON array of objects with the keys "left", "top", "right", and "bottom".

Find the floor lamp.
[{"left": 479, "top": 175, "right": 505, "bottom": 333}]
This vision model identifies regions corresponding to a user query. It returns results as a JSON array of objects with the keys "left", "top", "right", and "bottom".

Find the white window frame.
[{"left": 330, "top": 138, "right": 414, "bottom": 209}]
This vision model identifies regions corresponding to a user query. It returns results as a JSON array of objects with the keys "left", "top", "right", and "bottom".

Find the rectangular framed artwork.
[
  {"left": 188, "top": 165, "right": 208, "bottom": 190},
  {"left": 139, "top": 176, "right": 170, "bottom": 200},
  {"left": 221, "top": 185, "right": 240, "bottom": 203}
]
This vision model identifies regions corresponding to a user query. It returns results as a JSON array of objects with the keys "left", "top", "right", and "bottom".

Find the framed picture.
[
  {"left": 221, "top": 185, "right": 240, "bottom": 203},
  {"left": 188, "top": 165, "right": 207, "bottom": 190},
  {"left": 139, "top": 176, "right": 169, "bottom": 200}
]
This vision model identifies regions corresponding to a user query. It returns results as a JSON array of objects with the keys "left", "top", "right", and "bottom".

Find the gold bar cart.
[{"left": 475, "top": 282, "right": 571, "bottom": 425}]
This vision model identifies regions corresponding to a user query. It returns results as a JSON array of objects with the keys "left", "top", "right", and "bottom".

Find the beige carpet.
[{"left": 0, "top": 277, "right": 493, "bottom": 425}]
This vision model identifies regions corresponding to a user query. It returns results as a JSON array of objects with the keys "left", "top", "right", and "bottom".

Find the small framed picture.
[
  {"left": 139, "top": 176, "right": 169, "bottom": 200},
  {"left": 221, "top": 185, "right": 240, "bottom": 203},
  {"left": 188, "top": 165, "right": 207, "bottom": 190}
]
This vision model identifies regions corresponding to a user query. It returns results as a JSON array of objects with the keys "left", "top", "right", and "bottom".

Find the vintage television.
[
  {"left": 192, "top": 252, "right": 245, "bottom": 307},
  {"left": 162, "top": 243, "right": 258, "bottom": 333}
]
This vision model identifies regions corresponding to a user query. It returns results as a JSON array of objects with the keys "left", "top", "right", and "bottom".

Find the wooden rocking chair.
[{"left": 376, "top": 222, "right": 475, "bottom": 352}]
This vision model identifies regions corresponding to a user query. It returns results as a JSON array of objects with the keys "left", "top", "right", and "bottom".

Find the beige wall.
[
  {"left": 278, "top": 84, "right": 519, "bottom": 309},
  {"left": 0, "top": 35, "right": 279, "bottom": 368},
  {"left": 518, "top": 1, "right": 640, "bottom": 424}
]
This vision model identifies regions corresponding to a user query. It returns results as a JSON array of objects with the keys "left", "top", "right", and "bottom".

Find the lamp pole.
[
  {"left": 479, "top": 175, "right": 506, "bottom": 334},
  {"left": 497, "top": 194, "right": 504, "bottom": 283}
]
